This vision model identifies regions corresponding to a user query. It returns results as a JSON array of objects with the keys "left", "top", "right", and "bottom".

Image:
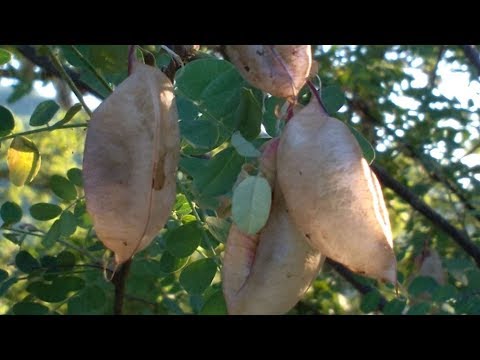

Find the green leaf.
[
  {"left": 30, "top": 203, "right": 62, "bottom": 221},
  {"left": 232, "top": 176, "right": 272, "bottom": 235},
  {"left": 348, "top": 126, "right": 376, "bottom": 164},
  {"left": 231, "top": 131, "right": 261, "bottom": 157},
  {"left": 7, "top": 136, "right": 41, "bottom": 186},
  {"left": 467, "top": 269, "right": 480, "bottom": 290},
  {"left": 67, "top": 168, "right": 83, "bottom": 187},
  {"left": 1, "top": 201, "right": 23, "bottom": 227},
  {"left": 8, "top": 81, "right": 32, "bottom": 104},
  {"left": 27, "top": 281, "right": 67, "bottom": 303},
  {"left": 53, "top": 276, "right": 85, "bottom": 292},
  {"left": 360, "top": 291, "right": 381, "bottom": 313},
  {"left": 0, "top": 269, "right": 8, "bottom": 283},
  {"left": 73, "top": 199, "right": 92, "bottom": 229},
  {"left": 0, "top": 105, "right": 15, "bottom": 136},
  {"left": 406, "top": 302, "right": 431, "bottom": 315},
  {"left": 15, "top": 250, "right": 40, "bottom": 273},
  {"left": 56, "top": 251, "right": 76, "bottom": 270},
  {"left": 200, "top": 290, "right": 228, "bottom": 315},
  {"left": 175, "top": 58, "right": 249, "bottom": 140},
  {"left": 263, "top": 96, "right": 284, "bottom": 137},
  {"left": 68, "top": 285, "right": 106, "bottom": 314},
  {"left": 58, "top": 211, "right": 77, "bottom": 237},
  {"left": 205, "top": 216, "right": 231, "bottom": 244},
  {"left": 322, "top": 85, "right": 345, "bottom": 114},
  {"left": 179, "top": 258, "right": 217, "bottom": 295},
  {"left": 42, "top": 220, "right": 61, "bottom": 248},
  {"left": 0, "top": 48, "right": 12, "bottom": 65},
  {"left": 0, "top": 277, "right": 17, "bottom": 296},
  {"left": 166, "top": 222, "right": 202, "bottom": 258},
  {"left": 50, "top": 175, "right": 77, "bottom": 201},
  {"left": 3, "top": 232, "right": 20, "bottom": 244},
  {"left": 408, "top": 276, "right": 440, "bottom": 296},
  {"left": 235, "top": 88, "right": 262, "bottom": 140},
  {"left": 158, "top": 252, "right": 189, "bottom": 274},
  {"left": 53, "top": 103, "right": 82, "bottom": 127},
  {"left": 382, "top": 299, "right": 406, "bottom": 315},
  {"left": 29, "top": 100, "right": 60, "bottom": 126},
  {"left": 432, "top": 284, "right": 458, "bottom": 303},
  {"left": 12, "top": 302, "right": 49, "bottom": 315},
  {"left": 194, "top": 147, "right": 245, "bottom": 198}
]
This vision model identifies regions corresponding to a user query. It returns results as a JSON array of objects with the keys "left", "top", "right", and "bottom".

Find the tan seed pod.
[
  {"left": 83, "top": 61, "right": 180, "bottom": 265},
  {"left": 277, "top": 99, "right": 396, "bottom": 283},
  {"left": 225, "top": 45, "right": 312, "bottom": 101},
  {"left": 222, "top": 139, "right": 324, "bottom": 315},
  {"left": 417, "top": 249, "right": 446, "bottom": 286}
]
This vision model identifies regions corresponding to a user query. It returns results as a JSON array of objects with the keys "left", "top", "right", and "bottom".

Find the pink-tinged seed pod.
[
  {"left": 222, "top": 138, "right": 324, "bottom": 315},
  {"left": 277, "top": 99, "right": 397, "bottom": 283},
  {"left": 83, "top": 61, "right": 180, "bottom": 265},
  {"left": 226, "top": 45, "right": 312, "bottom": 101}
]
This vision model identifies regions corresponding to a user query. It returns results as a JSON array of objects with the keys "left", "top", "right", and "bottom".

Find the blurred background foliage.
[{"left": 0, "top": 45, "right": 479, "bottom": 315}]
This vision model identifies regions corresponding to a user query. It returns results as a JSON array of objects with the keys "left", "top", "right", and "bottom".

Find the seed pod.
[
  {"left": 277, "top": 100, "right": 396, "bottom": 283},
  {"left": 416, "top": 249, "right": 446, "bottom": 286},
  {"left": 225, "top": 45, "right": 312, "bottom": 101},
  {"left": 83, "top": 61, "right": 180, "bottom": 265},
  {"left": 222, "top": 138, "right": 324, "bottom": 315}
]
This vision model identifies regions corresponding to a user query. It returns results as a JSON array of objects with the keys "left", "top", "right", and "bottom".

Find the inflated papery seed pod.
[
  {"left": 277, "top": 99, "right": 396, "bottom": 283},
  {"left": 225, "top": 45, "right": 312, "bottom": 101},
  {"left": 83, "top": 61, "right": 180, "bottom": 265},
  {"left": 417, "top": 249, "right": 446, "bottom": 286},
  {"left": 223, "top": 139, "right": 324, "bottom": 315}
]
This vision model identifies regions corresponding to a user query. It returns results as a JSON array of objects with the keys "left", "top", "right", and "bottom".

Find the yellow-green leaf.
[{"left": 7, "top": 136, "right": 41, "bottom": 187}]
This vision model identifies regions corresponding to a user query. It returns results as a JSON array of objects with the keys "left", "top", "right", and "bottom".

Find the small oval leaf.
[
  {"left": 179, "top": 258, "right": 217, "bottom": 295},
  {"left": 0, "top": 49, "right": 12, "bottom": 66},
  {"left": 59, "top": 211, "right": 77, "bottom": 237},
  {"left": 42, "top": 220, "right": 61, "bottom": 248},
  {"left": 349, "top": 126, "right": 376, "bottom": 164},
  {"left": 12, "top": 302, "right": 49, "bottom": 315},
  {"left": 232, "top": 176, "right": 272, "bottom": 235},
  {"left": 166, "top": 222, "right": 202, "bottom": 258},
  {"left": 1, "top": 201, "right": 23, "bottom": 227},
  {"left": 67, "top": 168, "right": 83, "bottom": 187},
  {"left": 158, "top": 252, "right": 189, "bottom": 274},
  {"left": 29, "top": 100, "right": 60, "bottom": 126},
  {"left": 0, "top": 105, "right": 15, "bottom": 136},
  {"left": 200, "top": 290, "right": 227, "bottom": 315},
  {"left": 7, "top": 136, "right": 41, "bottom": 186},
  {"left": 15, "top": 250, "right": 40, "bottom": 273},
  {"left": 30, "top": 203, "right": 62, "bottom": 221},
  {"left": 50, "top": 175, "right": 77, "bottom": 201},
  {"left": 231, "top": 131, "right": 261, "bottom": 158}
]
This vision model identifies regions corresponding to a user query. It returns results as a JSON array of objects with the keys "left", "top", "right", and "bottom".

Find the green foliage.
[
  {"left": 1, "top": 44, "right": 479, "bottom": 315},
  {"left": 232, "top": 175, "right": 272, "bottom": 235}
]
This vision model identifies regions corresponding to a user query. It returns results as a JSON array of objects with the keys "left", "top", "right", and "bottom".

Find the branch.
[
  {"left": 15, "top": 45, "right": 106, "bottom": 100},
  {"left": 462, "top": 45, "right": 480, "bottom": 76},
  {"left": 111, "top": 259, "right": 132, "bottom": 315},
  {"left": 372, "top": 163, "right": 480, "bottom": 267},
  {"left": 326, "top": 258, "right": 387, "bottom": 311}
]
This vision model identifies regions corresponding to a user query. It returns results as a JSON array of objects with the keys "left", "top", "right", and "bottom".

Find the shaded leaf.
[
  {"left": 30, "top": 203, "right": 62, "bottom": 221},
  {"left": 50, "top": 175, "right": 77, "bottom": 201},
  {"left": 179, "top": 258, "right": 217, "bottom": 295},
  {"left": 67, "top": 168, "right": 83, "bottom": 187},
  {"left": 205, "top": 216, "right": 231, "bottom": 244},
  {"left": 235, "top": 88, "right": 262, "bottom": 140},
  {"left": 12, "top": 302, "right": 49, "bottom": 315},
  {"left": 166, "top": 222, "right": 202, "bottom": 258},
  {"left": 15, "top": 250, "right": 40, "bottom": 273},
  {"left": 322, "top": 85, "right": 345, "bottom": 114},
  {"left": 1, "top": 201, "right": 22, "bottom": 227},
  {"left": 0, "top": 105, "right": 15, "bottom": 136},
  {"left": 29, "top": 100, "right": 60, "bottom": 126},
  {"left": 42, "top": 220, "right": 61, "bottom": 248},
  {"left": 200, "top": 290, "right": 228, "bottom": 315},
  {"left": 58, "top": 211, "right": 77, "bottom": 237},
  {"left": 0, "top": 49, "right": 12, "bottom": 65}
]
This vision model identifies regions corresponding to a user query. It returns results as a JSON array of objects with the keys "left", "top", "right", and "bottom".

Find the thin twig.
[
  {"left": 46, "top": 46, "right": 92, "bottom": 116},
  {"left": 111, "top": 259, "right": 132, "bottom": 315},
  {"left": 372, "top": 163, "right": 480, "bottom": 268},
  {"left": 0, "top": 123, "right": 88, "bottom": 143}
]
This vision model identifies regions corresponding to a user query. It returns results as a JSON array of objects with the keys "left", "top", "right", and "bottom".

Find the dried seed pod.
[
  {"left": 416, "top": 249, "right": 446, "bottom": 286},
  {"left": 225, "top": 45, "right": 312, "bottom": 101},
  {"left": 277, "top": 99, "right": 396, "bottom": 283},
  {"left": 83, "top": 61, "right": 180, "bottom": 265},
  {"left": 222, "top": 139, "right": 324, "bottom": 315}
]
